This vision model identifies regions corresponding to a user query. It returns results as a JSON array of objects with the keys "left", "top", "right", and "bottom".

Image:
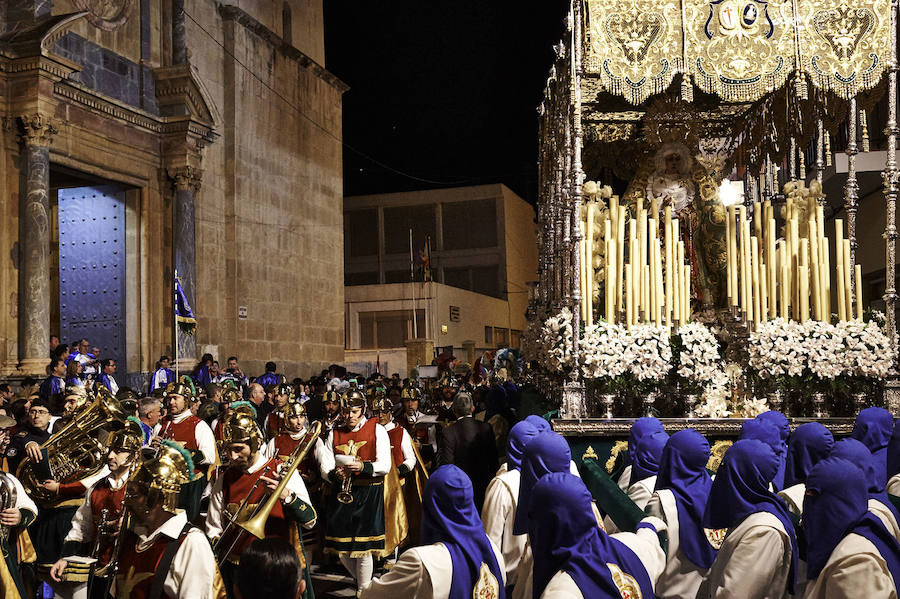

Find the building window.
[
  {"left": 345, "top": 209, "right": 378, "bottom": 258},
  {"left": 359, "top": 309, "right": 426, "bottom": 349},
  {"left": 494, "top": 327, "right": 509, "bottom": 347},
  {"left": 484, "top": 326, "right": 493, "bottom": 345},
  {"left": 442, "top": 199, "right": 498, "bottom": 250},
  {"left": 383, "top": 205, "right": 435, "bottom": 255},
  {"left": 442, "top": 265, "right": 500, "bottom": 297},
  {"left": 282, "top": 2, "right": 292, "bottom": 42}
]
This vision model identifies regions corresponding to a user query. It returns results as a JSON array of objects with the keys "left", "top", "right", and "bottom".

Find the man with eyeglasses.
[{"left": 6, "top": 399, "right": 52, "bottom": 474}]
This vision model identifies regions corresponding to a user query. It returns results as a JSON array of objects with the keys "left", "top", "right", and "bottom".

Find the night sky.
[{"left": 323, "top": 2, "right": 570, "bottom": 204}]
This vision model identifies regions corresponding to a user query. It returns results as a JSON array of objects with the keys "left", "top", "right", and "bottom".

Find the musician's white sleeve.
[
  {"left": 10, "top": 473, "right": 37, "bottom": 518},
  {"left": 193, "top": 420, "right": 217, "bottom": 466},
  {"left": 204, "top": 473, "right": 226, "bottom": 541},
  {"left": 319, "top": 431, "right": 336, "bottom": 479},
  {"left": 400, "top": 429, "right": 417, "bottom": 471},
  {"left": 372, "top": 424, "right": 391, "bottom": 477},
  {"left": 63, "top": 483, "right": 97, "bottom": 546}
]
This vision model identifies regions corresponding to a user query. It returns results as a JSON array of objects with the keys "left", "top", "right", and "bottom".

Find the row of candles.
[
  {"left": 578, "top": 196, "right": 692, "bottom": 329},
  {"left": 725, "top": 197, "right": 862, "bottom": 325},
  {"left": 578, "top": 194, "right": 863, "bottom": 329}
]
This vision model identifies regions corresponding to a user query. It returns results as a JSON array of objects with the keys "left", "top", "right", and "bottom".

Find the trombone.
[{"left": 214, "top": 421, "right": 322, "bottom": 564}]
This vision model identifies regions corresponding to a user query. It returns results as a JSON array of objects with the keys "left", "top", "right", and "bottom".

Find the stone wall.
[
  {"left": 0, "top": 0, "right": 344, "bottom": 382},
  {"left": 188, "top": 2, "right": 344, "bottom": 379}
]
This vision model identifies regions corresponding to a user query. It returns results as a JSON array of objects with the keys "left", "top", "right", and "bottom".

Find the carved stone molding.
[
  {"left": 18, "top": 114, "right": 60, "bottom": 147},
  {"left": 168, "top": 166, "right": 203, "bottom": 193}
]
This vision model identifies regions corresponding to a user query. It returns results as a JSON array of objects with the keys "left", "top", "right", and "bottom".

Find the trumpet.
[
  {"left": 215, "top": 421, "right": 322, "bottom": 564},
  {"left": 335, "top": 455, "right": 355, "bottom": 504}
]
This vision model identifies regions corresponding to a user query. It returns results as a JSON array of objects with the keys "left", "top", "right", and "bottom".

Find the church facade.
[{"left": 0, "top": 0, "right": 346, "bottom": 385}]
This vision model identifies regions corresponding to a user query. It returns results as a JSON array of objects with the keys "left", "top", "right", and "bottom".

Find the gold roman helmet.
[
  {"left": 126, "top": 440, "right": 193, "bottom": 514},
  {"left": 228, "top": 400, "right": 258, "bottom": 419},
  {"left": 401, "top": 387, "right": 422, "bottom": 402},
  {"left": 222, "top": 387, "right": 242, "bottom": 406},
  {"left": 63, "top": 386, "right": 91, "bottom": 415},
  {"left": 221, "top": 411, "right": 263, "bottom": 452},
  {"left": 108, "top": 417, "right": 145, "bottom": 454},
  {"left": 322, "top": 390, "right": 340, "bottom": 405},
  {"left": 283, "top": 399, "right": 306, "bottom": 419},
  {"left": 371, "top": 395, "right": 394, "bottom": 415},
  {"left": 340, "top": 389, "right": 366, "bottom": 413},
  {"left": 165, "top": 376, "right": 197, "bottom": 403},
  {"left": 274, "top": 383, "right": 295, "bottom": 400}
]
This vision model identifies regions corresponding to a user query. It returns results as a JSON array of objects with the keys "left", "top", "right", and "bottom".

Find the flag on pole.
[{"left": 175, "top": 276, "right": 196, "bottom": 335}]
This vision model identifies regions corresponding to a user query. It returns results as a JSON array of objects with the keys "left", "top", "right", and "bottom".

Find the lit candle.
[
  {"left": 799, "top": 265, "right": 810, "bottom": 321},
  {"left": 767, "top": 218, "right": 777, "bottom": 318},
  {"left": 605, "top": 219, "right": 614, "bottom": 324},
  {"left": 625, "top": 263, "right": 633, "bottom": 329},
  {"left": 617, "top": 209, "right": 626, "bottom": 315},
  {"left": 809, "top": 220, "right": 820, "bottom": 320},
  {"left": 665, "top": 207, "right": 673, "bottom": 323},
  {"left": 643, "top": 264, "right": 651, "bottom": 324},
  {"left": 730, "top": 207, "right": 739, "bottom": 308},
  {"left": 843, "top": 240, "right": 852, "bottom": 321},
  {"left": 823, "top": 234, "right": 832, "bottom": 319},
  {"left": 677, "top": 242, "right": 686, "bottom": 324},
  {"left": 586, "top": 202, "right": 595, "bottom": 326},
  {"left": 835, "top": 220, "right": 846, "bottom": 321},
  {"left": 855, "top": 264, "right": 864, "bottom": 320},
  {"left": 726, "top": 206, "right": 733, "bottom": 304}
]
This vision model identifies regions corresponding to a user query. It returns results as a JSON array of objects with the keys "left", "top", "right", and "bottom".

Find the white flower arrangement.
[
  {"left": 838, "top": 318, "right": 893, "bottom": 379},
  {"left": 626, "top": 324, "right": 673, "bottom": 383},
  {"left": 802, "top": 319, "right": 845, "bottom": 381},
  {"left": 675, "top": 322, "right": 723, "bottom": 385},
  {"left": 748, "top": 318, "right": 808, "bottom": 379},
  {"left": 537, "top": 308, "right": 575, "bottom": 373},
  {"left": 580, "top": 321, "right": 629, "bottom": 380}
]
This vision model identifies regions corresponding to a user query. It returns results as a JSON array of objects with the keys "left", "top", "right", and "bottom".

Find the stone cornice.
[
  {"left": 18, "top": 113, "right": 60, "bottom": 147},
  {"left": 53, "top": 80, "right": 162, "bottom": 132},
  {"left": 0, "top": 53, "right": 81, "bottom": 81},
  {"left": 217, "top": 4, "right": 349, "bottom": 94}
]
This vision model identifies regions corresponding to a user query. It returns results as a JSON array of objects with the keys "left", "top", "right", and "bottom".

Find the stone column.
[
  {"left": 18, "top": 114, "right": 58, "bottom": 374},
  {"left": 169, "top": 166, "right": 202, "bottom": 365},
  {"left": 172, "top": 0, "right": 187, "bottom": 65}
]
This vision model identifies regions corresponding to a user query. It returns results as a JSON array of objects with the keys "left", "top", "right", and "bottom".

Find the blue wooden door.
[{"left": 58, "top": 186, "right": 126, "bottom": 364}]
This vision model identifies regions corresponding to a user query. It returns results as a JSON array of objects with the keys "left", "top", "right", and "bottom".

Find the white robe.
[
  {"left": 700, "top": 511, "right": 793, "bottom": 599},
  {"left": 778, "top": 483, "right": 805, "bottom": 516},
  {"left": 360, "top": 539, "right": 506, "bottom": 599},
  {"left": 802, "top": 533, "right": 896, "bottom": 599},
  {"left": 870, "top": 498, "right": 900, "bottom": 542},
  {"left": 481, "top": 468, "right": 524, "bottom": 587},
  {"left": 888, "top": 473, "right": 900, "bottom": 497},
  {"left": 645, "top": 490, "right": 708, "bottom": 599},
  {"left": 538, "top": 517, "right": 668, "bottom": 599}
]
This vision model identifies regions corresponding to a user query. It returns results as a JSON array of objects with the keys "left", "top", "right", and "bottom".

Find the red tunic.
[
  {"left": 162, "top": 414, "right": 204, "bottom": 475},
  {"left": 332, "top": 418, "right": 378, "bottom": 463},
  {"left": 89, "top": 479, "right": 127, "bottom": 566},
  {"left": 265, "top": 412, "right": 283, "bottom": 438},
  {"left": 219, "top": 457, "right": 291, "bottom": 562},
  {"left": 386, "top": 426, "right": 404, "bottom": 468},
  {"left": 270, "top": 432, "right": 315, "bottom": 478},
  {"left": 114, "top": 527, "right": 184, "bottom": 599}
]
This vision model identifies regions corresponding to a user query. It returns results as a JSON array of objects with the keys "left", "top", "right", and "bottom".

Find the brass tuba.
[{"left": 17, "top": 387, "right": 128, "bottom": 504}]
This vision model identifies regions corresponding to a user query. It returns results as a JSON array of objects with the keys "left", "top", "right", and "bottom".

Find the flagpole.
[
  {"left": 409, "top": 228, "right": 418, "bottom": 339},
  {"left": 174, "top": 269, "right": 179, "bottom": 379}
]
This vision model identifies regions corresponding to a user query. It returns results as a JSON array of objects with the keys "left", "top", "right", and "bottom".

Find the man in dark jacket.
[{"left": 438, "top": 392, "right": 498, "bottom": 511}]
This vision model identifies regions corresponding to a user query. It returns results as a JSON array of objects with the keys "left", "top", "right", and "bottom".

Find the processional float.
[{"left": 528, "top": 0, "right": 900, "bottom": 437}]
